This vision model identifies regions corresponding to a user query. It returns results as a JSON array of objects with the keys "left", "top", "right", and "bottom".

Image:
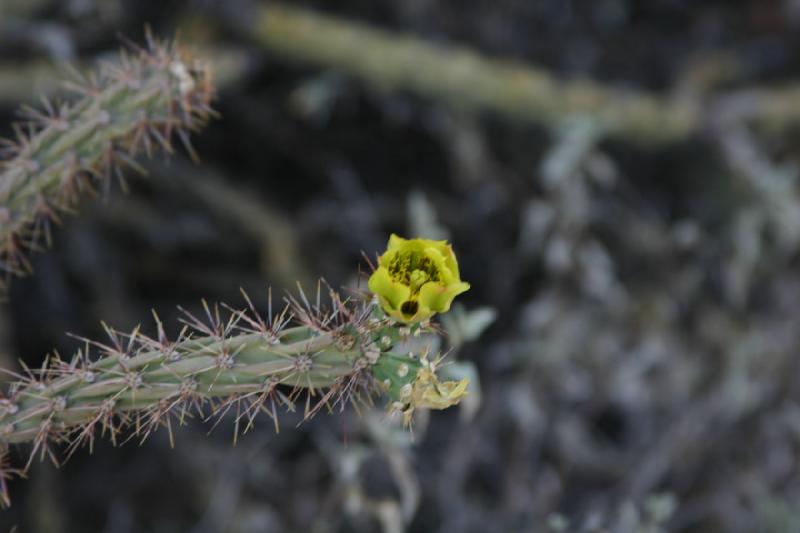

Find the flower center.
[
  {"left": 387, "top": 251, "right": 440, "bottom": 296},
  {"left": 409, "top": 269, "right": 428, "bottom": 290}
]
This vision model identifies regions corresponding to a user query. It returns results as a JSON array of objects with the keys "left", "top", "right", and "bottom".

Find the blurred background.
[{"left": 3, "top": 0, "right": 800, "bottom": 531}]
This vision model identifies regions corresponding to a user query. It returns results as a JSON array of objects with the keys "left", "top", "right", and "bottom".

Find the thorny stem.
[
  {"left": 0, "top": 288, "right": 468, "bottom": 506},
  {"left": 5, "top": 332, "right": 346, "bottom": 443},
  {"left": 0, "top": 31, "right": 215, "bottom": 294}
]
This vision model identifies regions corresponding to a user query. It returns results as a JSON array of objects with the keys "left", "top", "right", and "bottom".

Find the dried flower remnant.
[
  {"left": 368, "top": 234, "right": 470, "bottom": 323},
  {"left": 373, "top": 351, "right": 470, "bottom": 427}
]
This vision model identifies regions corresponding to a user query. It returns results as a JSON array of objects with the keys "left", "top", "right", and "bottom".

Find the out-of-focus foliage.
[{"left": 3, "top": 1, "right": 800, "bottom": 532}]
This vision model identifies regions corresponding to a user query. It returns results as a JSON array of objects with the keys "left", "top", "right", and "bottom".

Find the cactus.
[
  {"left": 0, "top": 33, "right": 215, "bottom": 294},
  {"left": 0, "top": 285, "right": 468, "bottom": 506},
  {"left": 0, "top": 30, "right": 473, "bottom": 509}
]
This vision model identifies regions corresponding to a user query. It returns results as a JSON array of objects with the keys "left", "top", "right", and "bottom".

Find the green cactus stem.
[
  {"left": 0, "top": 288, "right": 468, "bottom": 506},
  {"left": 0, "top": 33, "right": 216, "bottom": 294}
]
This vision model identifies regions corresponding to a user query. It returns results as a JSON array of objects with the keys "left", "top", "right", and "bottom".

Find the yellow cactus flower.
[{"left": 368, "top": 234, "right": 470, "bottom": 323}]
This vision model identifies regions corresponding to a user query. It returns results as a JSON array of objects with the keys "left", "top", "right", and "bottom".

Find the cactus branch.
[
  {"left": 0, "top": 33, "right": 216, "bottom": 294},
  {"left": 0, "top": 285, "right": 468, "bottom": 506}
]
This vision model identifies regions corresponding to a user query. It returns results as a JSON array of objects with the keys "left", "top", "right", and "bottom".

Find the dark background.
[{"left": 3, "top": 0, "right": 800, "bottom": 531}]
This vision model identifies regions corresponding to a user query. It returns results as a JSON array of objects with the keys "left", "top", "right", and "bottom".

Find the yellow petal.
[
  {"left": 418, "top": 280, "right": 470, "bottom": 313},
  {"left": 442, "top": 243, "right": 460, "bottom": 278},
  {"left": 368, "top": 266, "right": 410, "bottom": 310},
  {"left": 421, "top": 239, "right": 458, "bottom": 277},
  {"left": 387, "top": 234, "right": 407, "bottom": 252}
]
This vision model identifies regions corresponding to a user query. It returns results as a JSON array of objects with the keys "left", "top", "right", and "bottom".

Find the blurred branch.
[
  {"left": 0, "top": 0, "right": 50, "bottom": 17},
  {"left": 250, "top": 4, "right": 695, "bottom": 144},
  {"left": 159, "top": 159, "right": 313, "bottom": 290},
  {"left": 0, "top": 61, "right": 65, "bottom": 103},
  {"left": 250, "top": 3, "right": 800, "bottom": 144}
]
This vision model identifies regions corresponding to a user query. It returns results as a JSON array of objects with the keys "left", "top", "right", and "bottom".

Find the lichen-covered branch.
[
  {"left": 0, "top": 34, "right": 215, "bottom": 294},
  {"left": 249, "top": 3, "right": 800, "bottom": 145},
  {"left": 251, "top": 3, "right": 697, "bottom": 143},
  {"left": 0, "top": 61, "right": 66, "bottom": 103}
]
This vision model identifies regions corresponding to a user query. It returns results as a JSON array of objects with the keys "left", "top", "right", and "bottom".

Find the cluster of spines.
[
  {"left": 0, "top": 32, "right": 216, "bottom": 294},
  {"left": 0, "top": 285, "right": 439, "bottom": 507}
]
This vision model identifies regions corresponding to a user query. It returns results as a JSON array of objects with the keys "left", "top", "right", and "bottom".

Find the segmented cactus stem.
[
  {"left": 0, "top": 32, "right": 216, "bottom": 294},
  {"left": 0, "top": 286, "right": 466, "bottom": 507}
]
